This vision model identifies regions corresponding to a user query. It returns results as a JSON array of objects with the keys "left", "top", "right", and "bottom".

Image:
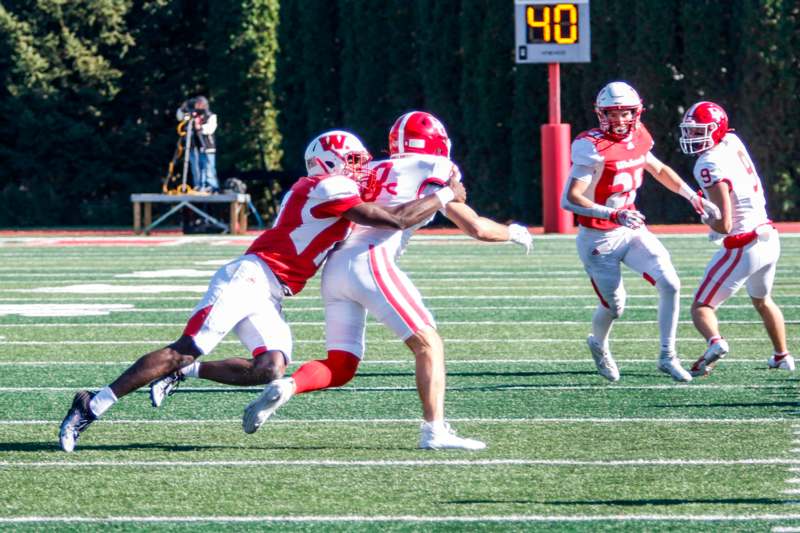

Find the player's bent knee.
[
  {"left": 606, "top": 300, "right": 625, "bottom": 319},
  {"left": 750, "top": 296, "right": 771, "bottom": 312},
  {"left": 252, "top": 350, "right": 287, "bottom": 383},
  {"left": 656, "top": 271, "right": 681, "bottom": 295},
  {"left": 168, "top": 335, "right": 203, "bottom": 358},
  {"left": 406, "top": 326, "right": 442, "bottom": 354},
  {"left": 326, "top": 350, "right": 360, "bottom": 387}
]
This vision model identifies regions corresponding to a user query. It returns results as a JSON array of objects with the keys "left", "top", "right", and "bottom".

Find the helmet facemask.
[
  {"left": 679, "top": 122, "right": 717, "bottom": 154},
  {"left": 595, "top": 106, "right": 642, "bottom": 139}
]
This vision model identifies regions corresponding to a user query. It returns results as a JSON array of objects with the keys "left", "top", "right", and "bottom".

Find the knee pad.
[{"left": 326, "top": 350, "right": 360, "bottom": 387}]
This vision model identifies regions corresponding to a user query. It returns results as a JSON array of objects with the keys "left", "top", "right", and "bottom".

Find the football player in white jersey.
[
  {"left": 678, "top": 101, "right": 793, "bottom": 376},
  {"left": 58, "top": 130, "right": 466, "bottom": 452},
  {"left": 239, "top": 111, "right": 532, "bottom": 449},
  {"left": 561, "top": 82, "right": 720, "bottom": 383}
]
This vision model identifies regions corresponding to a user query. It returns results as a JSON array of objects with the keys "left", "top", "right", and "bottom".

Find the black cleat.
[
  {"left": 149, "top": 371, "right": 185, "bottom": 408},
  {"left": 59, "top": 390, "right": 97, "bottom": 452}
]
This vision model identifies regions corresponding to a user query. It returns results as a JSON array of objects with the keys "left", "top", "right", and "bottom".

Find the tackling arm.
[{"left": 343, "top": 176, "right": 466, "bottom": 230}]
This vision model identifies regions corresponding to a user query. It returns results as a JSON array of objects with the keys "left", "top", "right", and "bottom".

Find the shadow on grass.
[
  {"left": 0, "top": 441, "right": 237, "bottom": 453},
  {"left": 652, "top": 400, "right": 800, "bottom": 410},
  {"left": 0, "top": 441, "right": 410, "bottom": 453},
  {"left": 444, "top": 499, "right": 534, "bottom": 505},
  {"left": 548, "top": 497, "right": 790, "bottom": 506},
  {"left": 356, "top": 370, "right": 597, "bottom": 378}
]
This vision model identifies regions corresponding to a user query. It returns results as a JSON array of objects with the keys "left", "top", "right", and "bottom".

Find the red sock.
[{"left": 292, "top": 350, "right": 360, "bottom": 394}]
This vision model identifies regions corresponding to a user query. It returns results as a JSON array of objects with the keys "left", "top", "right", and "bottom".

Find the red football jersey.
[
  {"left": 571, "top": 126, "right": 654, "bottom": 230},
  {"left": 247, "top": 174, "right": 363, "bottom": 295}
]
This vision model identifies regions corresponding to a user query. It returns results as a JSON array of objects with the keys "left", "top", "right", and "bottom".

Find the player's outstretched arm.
[
  {"left": 343, "top": 175, "right": 466, "bottom": 230},
  {"left": 444, "top": 202, "right": 532, "bottom": 253},
  {"left": 645, "top": 153, "right": 721, "bottom": 220}
]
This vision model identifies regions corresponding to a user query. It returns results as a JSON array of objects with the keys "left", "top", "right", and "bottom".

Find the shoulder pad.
[
  {"left": 313, "top": 175, "right": 360, "bottom": 200},
  {"left": 571, "top": 135, "right": 604, "bottom": 167}
]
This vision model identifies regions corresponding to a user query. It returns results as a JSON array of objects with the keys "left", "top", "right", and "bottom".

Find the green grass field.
[{"left": 1, "top": 233, "right": 799, "bottom": 531}]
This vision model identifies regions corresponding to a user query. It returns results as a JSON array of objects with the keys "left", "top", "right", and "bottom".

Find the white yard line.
[
  {"left": 0, "top": 337, "right": 777, "bottom": 345},
  {"left": 3, "top": 295, "right": 798, "bottom": 302},
  {"left": 0, "top": 417, "right": 789, "bottom": 425},
  {"left": 1, "top": 458, "right": 798, "bottom": 468},
  {"left": 0, "top": 383, "right": 789, "bottom": 393},
  {"left": 3, "top": 514, "right": 800, "bottom": 525},
  {"left": 0, "top": 358, "right": 774, "bottom": 366},
  {"left": 1, "top": 320, "right": 792, "bottom": 327}
]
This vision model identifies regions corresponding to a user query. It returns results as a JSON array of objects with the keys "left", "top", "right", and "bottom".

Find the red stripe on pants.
[
  {"left": 369, "top": 245, "right": 423, "bottom": 332},
  {"left": 590, "top": 278, "right": 609, "bottom": 308},
  {"left": 183, "top": 305, "right": 213, "bottom": 337},
  {"left": 701, "top": 248, "right": 743, "bottom": 306},
  {"left": 695, "top": 249, "right": 732, "bottom": 303}
]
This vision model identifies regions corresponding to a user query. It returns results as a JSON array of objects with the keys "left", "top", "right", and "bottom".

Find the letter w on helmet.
[{"left": 304, "top": 130, "right": 375, "bottom": 195}]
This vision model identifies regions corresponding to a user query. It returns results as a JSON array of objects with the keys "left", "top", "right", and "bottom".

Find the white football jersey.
[
  {"left": 692, "top": 133, "right": 768, "bottom": 235},
  {"left": 336, "top": 154, "right": 455, "bottom": 258}
]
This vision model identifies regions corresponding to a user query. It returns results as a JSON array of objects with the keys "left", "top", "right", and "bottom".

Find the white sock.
[
  {"left": 89, "top": 386, "right": 118, "bottom": 418},
  {"left": 591, "top": 305, "right": 615, "bottom": 348},
  {"left": 656, "top": 275, "right": 680, "bottom": 354},
  {"left": 423, "top": 420, "right": 447, "bottom": 432},
  {"left": 180, "top": 362, "right": 200, "bottom": 378}
]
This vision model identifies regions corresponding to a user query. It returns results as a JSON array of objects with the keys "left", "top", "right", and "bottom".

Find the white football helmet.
[
  {"left": 304, "top": 130, "right": 371, "bottom": 176},
  {"left": 594, "top": 82, "right": 643, "bottom": 138}
]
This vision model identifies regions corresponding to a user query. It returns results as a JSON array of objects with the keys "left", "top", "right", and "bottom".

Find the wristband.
[
  {"left": 677, "top": 182, "right": 697, "bottom": 202},
  {"left": 434, "top": 187, "right": 455, "bottom": 206}
]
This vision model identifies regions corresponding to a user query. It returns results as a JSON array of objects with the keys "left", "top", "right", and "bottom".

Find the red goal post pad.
[{"left": 540, "top": 123, "right": 574, "bottom": 233}]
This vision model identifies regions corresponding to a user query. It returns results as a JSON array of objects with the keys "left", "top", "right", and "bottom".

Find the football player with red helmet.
[
  {"left": 561, "top": 82, "right": 721, "bottom": 383},
  {"left": 237, "top": 111, "right": 532, "bottom": 450},
  {"left": 679, "top": 102, "right": 793, "bottom": 376},
  {"left": 59, "top": 130, "right": 467, "bottom": 452}
]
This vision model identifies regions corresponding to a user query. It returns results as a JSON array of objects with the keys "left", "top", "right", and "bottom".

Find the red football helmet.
[
  {"left": 679, "top": 101, "right": 729, "bottom": 155},
  {"left": 594, "top": 82, "right": 643, "bottom": 139},
  {"left": 388, "top": 111, "right": 451, "bottom": 158}
]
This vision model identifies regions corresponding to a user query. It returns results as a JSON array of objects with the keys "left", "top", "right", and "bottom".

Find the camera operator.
[{"left": 176, "top": 96, "right": 219, "bottom": 193}]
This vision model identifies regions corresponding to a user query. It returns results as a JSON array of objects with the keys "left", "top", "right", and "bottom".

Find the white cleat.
[
  {"left": 149, "top": 371, "right": 185, "bottom": 408},
  {"left": 658, "top": 353, "right": 693, "bottom": 382},
  {"left": 587, "top": 335, "right": 620, "bottom": 382},
  {"left": 768, "top": 354, "right": 796, "bottom": 371},
  {"left": 690, "top": 338, "right": 730, "bottom": 377},
  {"left": 419, "top": 421, "right": 486, "bottom": 451},
  {"left": 242, "top": 377, "right": 294, "bottom": 434}
]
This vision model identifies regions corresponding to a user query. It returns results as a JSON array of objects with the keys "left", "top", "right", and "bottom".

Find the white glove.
[
  {"left": 690, "top": 193, "right": 721, "bottom": 222},
  {"left": 508, "top": 223, "right": 532, "bottom": 254},
  {"left": 611, "top": 209, "right": 645, "bottom": 230}
]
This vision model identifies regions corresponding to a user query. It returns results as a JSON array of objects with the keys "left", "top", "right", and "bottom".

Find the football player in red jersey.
[
  {"left": 150, "top": 112, "right": 531, "bottom": 450},
  {"left": 58, "top": 130, "right": 466, "bottom": 452},
  {"left": 561, "top": 82, "right": 720, "bottom": 383},
  {"left": 678, "top": 101, "right": 793, "bottom": 376}
]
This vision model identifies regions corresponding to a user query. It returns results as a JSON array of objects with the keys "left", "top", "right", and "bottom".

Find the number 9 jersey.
[
  {"left": 570, "top": 125, "right": 654, "bottom": 230},
  {"left": 691, "top": 133, "right": 768, "bottom": 234}
]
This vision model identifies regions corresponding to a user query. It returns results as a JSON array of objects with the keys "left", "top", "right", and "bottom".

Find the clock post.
[{"left": 514, "top": 0, "right": 591, "bottom": 233}]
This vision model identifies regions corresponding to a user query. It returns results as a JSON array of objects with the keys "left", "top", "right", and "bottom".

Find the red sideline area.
[{"left": 1, "top": 222, "right": 800, "bottom": 238}]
